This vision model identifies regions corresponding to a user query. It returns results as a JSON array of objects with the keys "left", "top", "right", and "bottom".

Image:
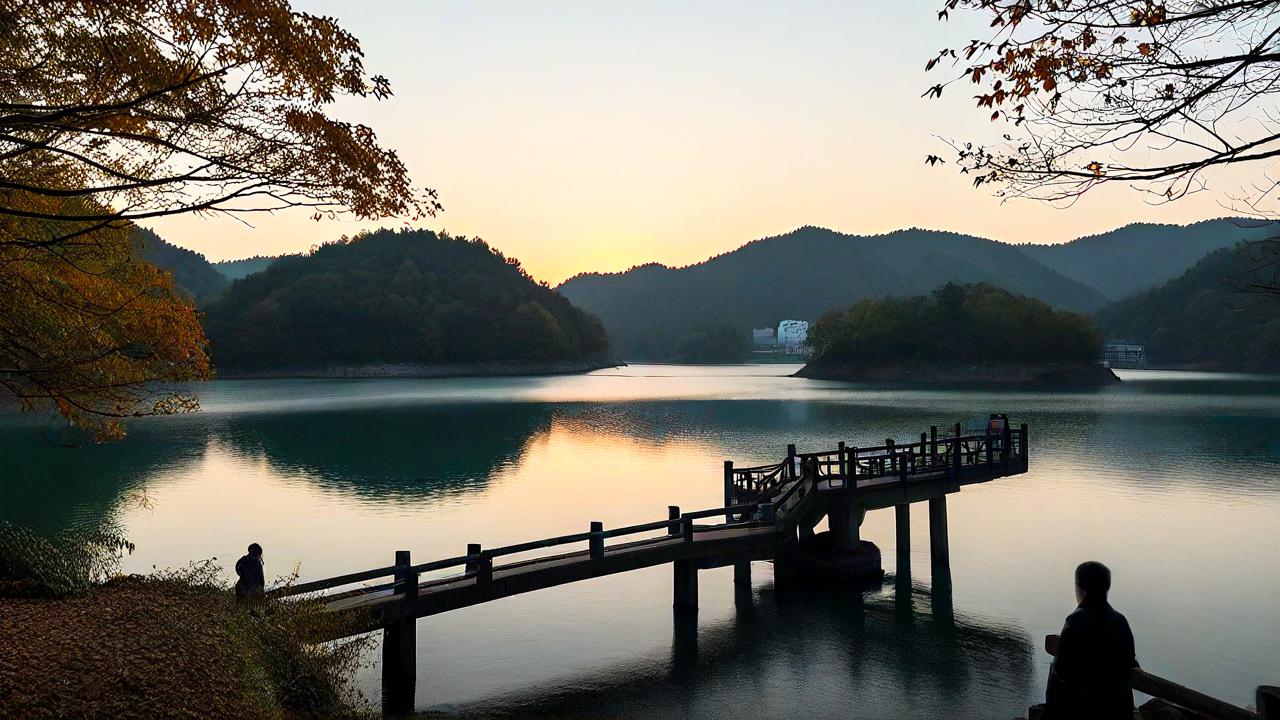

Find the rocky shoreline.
[
  {"left": 216, "top": 358, "right": 623, "bottom": 380},
  {"left": 794, "top": 362, "right": 1120, "bottom": 385}
]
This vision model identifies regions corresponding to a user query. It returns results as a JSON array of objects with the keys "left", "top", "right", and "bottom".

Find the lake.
[{"left": 3, "top": 364, "right": 1278, "bottom": 718}]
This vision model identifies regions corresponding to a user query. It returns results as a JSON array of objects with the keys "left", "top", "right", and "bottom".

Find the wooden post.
[
  {"left": 886, "top": 438, "right": 895, "bottom": 477},
  {"left": 1020, "top": 423, "right": 1029, "bottom": 469},
  {"left": 786, "top": 444, "right": 797, "bottom": 481},
  {"left": 900, "top": 450, "right": 910, "bottom": 485},
  {"left": 848, "top": 446, "right": 858, "bottom": 494},
  {"left": 734, "top": 561, "right": 751, "bottom": 587},
  {"left": 837, "top": 441, "right": 847, "bottom": 488},
  {"left": 928, "top": 496, "right": 949, "bottom": 565},
  {"left": 465, "top": 543, "right": 480, "bottom": 573},
  {"left": 724, "top": 460, "right": 734, "bottom": 522},
  {"left": 986, "top": 430, "right": 994, "bottom": 468},
  {"left": 930, "top": 425, "right": 938, "bottom": 466},
  {"left": 673, "top": 559, "right": 698, "bottom": 610},
  {"left": 476, "top": 551, "right": 493, "bottom": 598},
  {"left": 668, "top": 505, "right": 680, "bottom": 536},
  {"left": 589, "top": 521, "right": 604, "bottom": 560},
  {"left": 682, "top": 514, "right": 694, "bottom": 543},
  {"left": 382, "top": 550, "right": 415, "bottom": 717},
  {"left": 952, "top": 425, "right": 963, "bottom": 477},
  {"left": 1001, "top": 423, "right": 1011, "bottom": 468}
]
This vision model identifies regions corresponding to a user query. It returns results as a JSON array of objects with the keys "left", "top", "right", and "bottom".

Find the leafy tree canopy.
[{"left": 1, "top": 1, "right": 431, "bottom": 438}]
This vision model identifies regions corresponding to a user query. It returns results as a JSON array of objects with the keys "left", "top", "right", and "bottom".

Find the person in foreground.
[
  {"left": 1044, "top": 561, "right": 1138, "bottom": 719},
  {"left": 234, "top": 542, "right": 266, "bottom": 602}
]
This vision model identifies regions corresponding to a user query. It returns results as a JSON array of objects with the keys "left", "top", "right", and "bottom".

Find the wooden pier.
[{"left": 275, "top": 419, "right": 1029, "bottom": 714}]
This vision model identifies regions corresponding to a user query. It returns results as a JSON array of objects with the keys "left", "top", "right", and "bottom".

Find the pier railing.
[
  {"left": 730, "top": 423, "right": 1028, "bottom": 500},
  {"left": 271, "top": 502, "right": 771, "bottom": 600}
]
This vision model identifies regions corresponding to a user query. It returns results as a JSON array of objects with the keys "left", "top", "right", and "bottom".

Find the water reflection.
[
  {"left": 215, "top": 403, "right": 555, "bottom": 501},
  {"left": 459, "top": 574, "right": 1034, "bottom": 720}
]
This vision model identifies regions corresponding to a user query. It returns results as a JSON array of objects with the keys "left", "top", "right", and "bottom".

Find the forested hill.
[
  {"left": 1018, "top": 218, "right": 1275, "bottom": 301},
  {"left": 131, "top": 227, "right": 227, "bottom": 305},
  {"left": 1099, "top": 246, "right": 1280, "bottom": 369},
  {"left": 557, "top": 226, "right": 1107, "bottom": 359},
  {"left": 202, "top": 229, "right": 610, "bottom": 372}
]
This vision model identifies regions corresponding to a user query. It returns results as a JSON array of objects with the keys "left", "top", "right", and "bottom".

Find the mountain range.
[
  {"left": 557, "top": 221, "right": 1269, "bottom": 358},
  {"left": 132, "top": 217, "right": 1276, "bottom": 367}
]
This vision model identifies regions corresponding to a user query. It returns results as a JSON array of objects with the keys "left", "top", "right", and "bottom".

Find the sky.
[{"left": 150, "top": 0, "right": 1247, "bottom": 286}]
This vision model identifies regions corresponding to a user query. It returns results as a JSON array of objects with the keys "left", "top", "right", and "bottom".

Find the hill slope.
[
  {"left": 203, "top": 229, "right": 610, "bottom": 373},
  {"left": 557, "top": 226, "right": 1108, "bottom": 359},
  {"left": 131, "top": 227, "right": 227, "bottom": 305},
  {"left": 1099, "top": 246, "right": 1280, "bottom": 369},
  {"left": 1019, "top": 218, "right": 1275, "bottom": 301}
]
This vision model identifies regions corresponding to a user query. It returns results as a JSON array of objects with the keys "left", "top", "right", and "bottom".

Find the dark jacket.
[
  {"left": 234, "top": 553, "right": 265, "bottom": 599},
  {"left": 1046, "top": 599, "right": 1137, "bottom": 720}
]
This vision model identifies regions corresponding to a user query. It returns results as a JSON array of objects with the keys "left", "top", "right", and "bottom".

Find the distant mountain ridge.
[
  {"left": 558, "top": 226, "right": 1109, "bottom": 359},
  {"left": 1018, "top": 218, "right": 1275, "bottom": 301}
]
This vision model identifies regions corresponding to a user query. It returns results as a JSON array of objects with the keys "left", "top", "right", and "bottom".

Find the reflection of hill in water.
[
  {"left": 459, "top": 575, "right": 1035, "bottom": 719},
  {"left": 0, "top": 422, "right": 205, "bottom": 534},
  {"left": 213, "top": 403, "right": 555, "bottom": 501}
]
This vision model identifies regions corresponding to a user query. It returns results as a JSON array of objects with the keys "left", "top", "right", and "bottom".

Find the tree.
[
  {"left": 926, "top": 1, "right": 1280, "bottom": 210},
  {"left": 1, "top": 1, "right": 436, "bottom": 438}
]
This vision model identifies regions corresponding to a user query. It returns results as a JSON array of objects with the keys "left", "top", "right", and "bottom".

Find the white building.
[
  {"left": 751, "top": 328, "right": 776, "bottom": 347},
  {"left": 777, "top": 320, "right": 809, "bottom": 353}
]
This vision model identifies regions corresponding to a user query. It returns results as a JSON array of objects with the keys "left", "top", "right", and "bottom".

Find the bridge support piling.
[
  {"left": 673, "top": 559, "right": 699, "bottom": 610},
  {"left": 895, "top": 503, "right": 910, "bottom": 553},
  {"left": 382, "top": 550, "right": 416, "bottom": 718},
  {"left": 734, "top": 561, "right": 751, "bottom": 587},
  {"left": 928, "top": 496, "right": 949, "bottom": 565}
]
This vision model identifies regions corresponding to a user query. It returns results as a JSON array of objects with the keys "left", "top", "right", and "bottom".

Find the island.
[{"left": 795, "top": 283, "right": 1119, "bottom": 385}]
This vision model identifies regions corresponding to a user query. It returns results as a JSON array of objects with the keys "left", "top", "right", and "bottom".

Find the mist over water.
[{"left": 3, "top": 365, "right": 1278, "bottom": 717}]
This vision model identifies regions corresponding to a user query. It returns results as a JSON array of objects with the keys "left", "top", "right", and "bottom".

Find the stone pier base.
[{"left": 794, "top": 531, "right": 884, "bottom": 584}]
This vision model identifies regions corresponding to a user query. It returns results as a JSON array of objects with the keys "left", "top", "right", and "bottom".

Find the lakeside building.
[
  {"left": 778, "top": 319, "right": 809, "bottom": 355},
  {"left": 1102, "top": 340, "right": 1146, "bottom": 369}
]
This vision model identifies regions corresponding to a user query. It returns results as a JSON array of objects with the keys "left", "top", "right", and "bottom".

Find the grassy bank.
[{"left": 0, "top": 524, "right": 372, "bottom": 720}]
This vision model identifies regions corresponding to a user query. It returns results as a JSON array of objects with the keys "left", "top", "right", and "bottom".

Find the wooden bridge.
[{"left": 275, "top": 419, "right": 1029, "bottom": 714}]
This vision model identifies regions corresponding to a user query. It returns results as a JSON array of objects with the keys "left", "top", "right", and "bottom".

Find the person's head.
[
  {"left": 1074, "top": 561, "right": 1110, "bottom": 605},
  {"left": 248, "top": 542, "right": 263, "bottom": 558}
]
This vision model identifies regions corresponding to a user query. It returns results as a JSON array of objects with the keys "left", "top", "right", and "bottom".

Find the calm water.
[{"left": 3, "top": 365, "right": 1279, "bottom": 718}]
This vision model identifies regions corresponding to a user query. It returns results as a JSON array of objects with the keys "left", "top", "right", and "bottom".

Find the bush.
[{"left": 0, "top": 520, "right": 134, "bottom": 598}]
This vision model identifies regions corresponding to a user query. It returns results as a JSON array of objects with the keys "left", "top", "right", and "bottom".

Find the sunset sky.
[{"left": 150, "top": 0, "right": 1247, "bottom": 285}]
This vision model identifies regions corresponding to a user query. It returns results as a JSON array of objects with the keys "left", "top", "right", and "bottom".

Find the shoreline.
[
  {"left": 214, "top": 358, "right": 624, "bottom": 380},
  {"left": 794, "top": 362, "right": 1121, "bottom": 385}
]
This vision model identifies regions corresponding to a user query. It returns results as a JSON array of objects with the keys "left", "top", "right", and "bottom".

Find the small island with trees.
[{"left": 796, "top": 283, "right": 1118, "bottom": 385}]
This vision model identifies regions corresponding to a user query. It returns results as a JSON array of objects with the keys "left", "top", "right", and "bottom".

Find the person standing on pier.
[
  {"left": 1044, "top": 561, "right": 1138, "bottom": 720},
  {"left": 234, "top": 543, "right": 266, "bottom": 602}
]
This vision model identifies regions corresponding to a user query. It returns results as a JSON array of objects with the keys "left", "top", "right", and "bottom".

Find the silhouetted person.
[
  {"left": 1044, "top": 561, "right": 1138, "bottom": 720},
  {"left": 234, "top": 542, "right": 265, "bottom": 601}
]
